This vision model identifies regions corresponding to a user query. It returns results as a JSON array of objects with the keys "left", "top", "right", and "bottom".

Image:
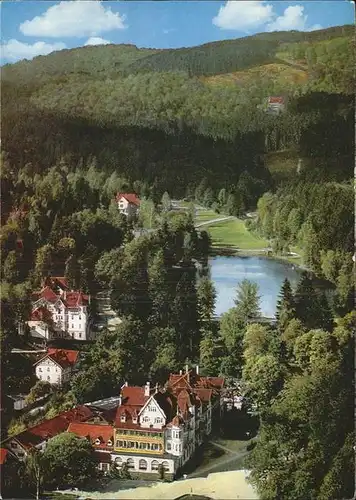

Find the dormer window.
[
  {"left": 107, "top": 439, "right": 112, "bottom": 447},
  {"left": 95, "top": 438, "right": 101, "bottom": 445},
  {"left": 120, "top": 414, "right": 126, "bottom": 422},
  {"left": 132, "top": 417, "right": 137, "bottom": 424}
]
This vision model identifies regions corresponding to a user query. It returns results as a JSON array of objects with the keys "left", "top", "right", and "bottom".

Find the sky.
[{"left": 1, "top": 1, "right": 354, "bottom": 64}]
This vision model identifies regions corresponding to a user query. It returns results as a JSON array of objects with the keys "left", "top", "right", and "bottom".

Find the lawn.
[
  {"left": 206, "top": 219, "right": 268, "bottom": 250},
  {"left": 195, "top": 209, "right": 220, "bottom": 223}
]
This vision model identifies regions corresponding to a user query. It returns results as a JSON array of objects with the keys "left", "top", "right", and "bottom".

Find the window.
[
  {"left": 120, "top": 414, "right": 126, "bottom": 422},
  {"left": 139, "top": 459, "right": 147, "bottom": 470},
  {"left": 47, "top": 376, "right": 50, "bottom": 381},
  {"left": 95, "top": 438, "right": 101, "bottom": 445},
  {"left": 126, "top": 458, "right": 135, "bottom": 470},
  {"left": 11, "top": 442, "right": 17, "bottom": 449},
  {"left": 155, "top": 417, "right": 161, "bottom": 423},
  {"left": 115, "top": 457, "right": 122, "bottom": 468},
  {"left": 79, "top": 315, "right": 81, "bottom": 320},
  {"left": 72, "top": 315, "right": 74, "bottom": 320},
  {"left": 162, "top": 461, "right": 169, "bottom": 471},
  {"left": 71, "top": 324, "right": 74, "bottom": 329},
  {"left": 167, "top": 442, "right": 171, "bottom": 451},
  {"left": 79, "top": 333, "right": 82, "bottom": 339},
  {"left": 151, "top": 460, "right": 159, "bottom": 471},
  {"left": 38, "top": 367, "right": 42, "bottom": 372},
  {"left": 47, "top": 367, "right": 50, "bottom": 372}
]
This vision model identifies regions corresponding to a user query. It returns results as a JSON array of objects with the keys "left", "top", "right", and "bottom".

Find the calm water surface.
[{"left": 210, "top": 255, "right": 302, "bottom": 317}]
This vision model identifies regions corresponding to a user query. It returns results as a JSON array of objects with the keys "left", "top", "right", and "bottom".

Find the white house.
[
  {"left": 115, "top": 193, "right": 140, "bottom": 217},
  {"left": 26, "top": 277, "right": 92, "bottom": 341},
  {"left": 33, "top": 348, "right": 79, "bottom": 385}
]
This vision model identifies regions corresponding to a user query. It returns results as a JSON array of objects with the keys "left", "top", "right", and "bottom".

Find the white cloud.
[
  {"left": 309, "top": 24, "right": 323, "bottom": 31},
  {"left": 213, "top": 1, "right": 274, "bottom": 31},
  {"left": 1, "top": 39, "right": 66, "bottom": 62},
  {"left": 213, "top": 2, "right": 323, "bottom": 33},
  {"left": 20, "top": 1, "right": 126, "bottom": 38},
  {"left": 85, "top": 37, "right": 111, "bottom": 46},
  {"left": 267, "top": 5, "right": 307, "bottom": 31}
]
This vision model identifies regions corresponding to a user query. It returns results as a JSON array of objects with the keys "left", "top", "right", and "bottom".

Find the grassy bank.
[{"left": 206, "top": 219, "right": 268, "bottom": 250}]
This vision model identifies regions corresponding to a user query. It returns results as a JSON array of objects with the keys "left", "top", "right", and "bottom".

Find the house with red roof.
[
  {"left": 26, "top": 276, "right": 92, "bottom": 341},
  {"left": 33, "top": 348, "right": 79, "bottom": 385},
  {"left": 116, "top": 193, "right": 140, "bottom": 218},
  {"left": 108, "top": 369, "right": 224, "bottom": 479},
  {"left": 2, "top": 405, "right": 93, "bottom": 461}
]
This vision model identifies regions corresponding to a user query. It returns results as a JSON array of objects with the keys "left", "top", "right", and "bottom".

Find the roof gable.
[
  {"left": 138, "top": 394, "right": 167, "bottom": 419},
  {"left": 116, "top": 193, "right": 140, "bottom": 206}
]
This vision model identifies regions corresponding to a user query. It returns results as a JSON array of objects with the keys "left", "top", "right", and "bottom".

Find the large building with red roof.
[
  {"left": 67, "top": 369, "right": 223, "bottom": 478},
  {"left": 2, "top": 405, "right": 93, "bottom": 461},
  {"left": 33, "top": 348, "right": 79, "bottom": 385},
  {"left": 26, "top": 276, "right": 92, "bottom": 341},
  {"left": 2, "top": 368, "right": 224, "bottom": 480},
  {"left": 116, "top": 193, "right": 140, "bottom": 218}
]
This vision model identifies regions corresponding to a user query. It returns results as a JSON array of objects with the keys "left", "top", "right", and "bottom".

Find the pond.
[{"left": 210, "top": 255, "right": 302, "bottom": 318}]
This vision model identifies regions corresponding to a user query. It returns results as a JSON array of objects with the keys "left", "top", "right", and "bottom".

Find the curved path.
[{"left": 195, "top": 216, "right": 235, "bottom": 228}]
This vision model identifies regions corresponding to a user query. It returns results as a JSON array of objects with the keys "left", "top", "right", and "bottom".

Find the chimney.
[
  {"left": 185, "top": 364, "right": 189, "bottom": 374},
  {"left": 144, "top": 381, "right": 150, "bottom": 397},
  {"left": 179, "top": 370, "right": 182, "bottom": 375},
  {"left": 124, "top": 381, "right": 128, "bottom": 387},
  {"left": 196, "top": 365, "right": 199, "bottom": 375},
  {"left": 155, "top": 383, "right": 159, "bottom": 393}
]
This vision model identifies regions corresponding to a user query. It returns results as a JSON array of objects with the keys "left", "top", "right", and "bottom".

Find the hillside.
[{"left": 1, "top": 25, "right": 354, "bottom": 197}]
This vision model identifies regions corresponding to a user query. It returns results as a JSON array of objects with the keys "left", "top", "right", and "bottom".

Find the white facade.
[
  {"left": 29, "top": 297, "right": 90, "bottom": 341},
  {"left": 111, "top": 453, "right": 175, "bottom": 475},
  {"left": 139, "top": 394, "right": 167, "bottom": 430},
  {"left": 117, "top": 197, "right": 139, "bottom": 217},
  {"left": 35, "top": 357, "right": 70, "bottom": 385}
]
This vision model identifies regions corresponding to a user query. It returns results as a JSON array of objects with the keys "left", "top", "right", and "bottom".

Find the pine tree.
[
  {"left": 199, "top": 332, "right": 225, "bottom": 376},
  {"left": 234, "top": 279, "right": 261, "bottom": 321},
  {"left": 276, "top": 278, "right": 296, "bottom": 330},
  {"left": 64, "top": 254, "right": 81, "bottom": 290},
  {"left": 294, "top": 271, "right": 320, "bottom": 330},
  {"left": 317, "top": 292, "right": 334, "bottom": 332}
]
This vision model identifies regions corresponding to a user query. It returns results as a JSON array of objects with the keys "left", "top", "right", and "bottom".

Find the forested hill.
[
  {"left": 2, "top": 24, "right": 353, "bottom": 82},
  {"left": 1, "top": 25, "right": 354, "bottom": 197}
]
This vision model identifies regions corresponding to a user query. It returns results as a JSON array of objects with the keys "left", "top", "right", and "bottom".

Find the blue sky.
[{"left": 1, "top": 1, "right": 354, "bottom": 63}]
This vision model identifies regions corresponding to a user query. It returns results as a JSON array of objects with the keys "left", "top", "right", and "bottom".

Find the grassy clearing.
[
  {"left": 195, "top": 209, "right": 220, "bottom": 223},
  {"left": 207, "top": 219, "right": 268, "bottom": 250}
]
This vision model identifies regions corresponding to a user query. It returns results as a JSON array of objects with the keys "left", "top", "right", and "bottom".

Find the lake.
[{"left": 210, "top": 255, "right": 302, "bottom": 317}]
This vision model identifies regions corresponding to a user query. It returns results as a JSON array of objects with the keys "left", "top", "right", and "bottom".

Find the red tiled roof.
[
  {"left": 64, "top": 292, "right": 89, "bottom": 307},
  {"left": 67, "top": 423, "right": 114, "bottom": 449},
  {"left": 8, "top": 406, "right": 93, "bottom": 450},
  {"left": 30, "top": 306, "right": 52, "bottom": 322},
  {"left": 121, "top": 386, "right": 148, "bottom": 407},
  {"left": 34, "top": 349, "right": 79, "bottom": 369},
  {"left": 268, "top": 96, "right": 284, "bottom": 104},
  {"left": 45, "top": 276, "right": 69, "bottom": 291},
  {"left": 192, "top": 388, "right": 213, "bottom": 403},
  {"left": 116, "top": 193, "right": 140, "bottom": 206},
  {"left": 40, "top": 286, "right": 59, "bottom": 303},
  {"left": 0, "top": 448, "right": 8, "bottom": 465}
]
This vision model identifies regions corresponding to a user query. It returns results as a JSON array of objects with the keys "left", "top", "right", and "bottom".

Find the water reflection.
[{"left": 210, "top": 255, "right": 302, "bottom": 317}]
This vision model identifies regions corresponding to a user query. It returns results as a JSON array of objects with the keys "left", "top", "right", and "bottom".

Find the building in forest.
[
  {"left": 116, "top": 193, "right": 140, "bottom": 217},
  {"left": 34, "top": 348, "right": 79, "bottom": 385},
  {"left": 24, "top": 277, "right": 92, "bottom": 341}
]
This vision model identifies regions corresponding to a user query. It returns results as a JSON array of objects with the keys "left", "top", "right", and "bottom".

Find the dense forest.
[{"left": 1, "top": 24, "right": 354, "bottom": 500}]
